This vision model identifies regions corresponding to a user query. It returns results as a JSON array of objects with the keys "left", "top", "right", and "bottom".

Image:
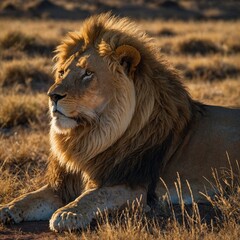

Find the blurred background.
[{"left": 1, "top": 0, "right": 240, "bottom": 20}]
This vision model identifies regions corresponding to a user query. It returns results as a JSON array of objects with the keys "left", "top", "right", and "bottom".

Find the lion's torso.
[{"left": 157, "top": 105, "right": 240, "bottom": 203}]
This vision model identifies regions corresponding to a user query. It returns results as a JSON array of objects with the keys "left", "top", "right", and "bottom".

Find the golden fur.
[{"left": 47, "top": 13, "right": 195, "bottom": 200}]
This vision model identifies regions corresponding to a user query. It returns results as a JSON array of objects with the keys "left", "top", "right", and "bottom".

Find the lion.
[{"left": 0, "top": 13, "right": 240, "bottom": 232}]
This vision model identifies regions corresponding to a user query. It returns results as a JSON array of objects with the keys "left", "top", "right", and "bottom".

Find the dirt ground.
[{"left": 0, "top": 221, "right": 58, "bottom": 240}]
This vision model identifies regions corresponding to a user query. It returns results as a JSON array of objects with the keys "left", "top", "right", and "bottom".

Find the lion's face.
[
  {"left": 48, "top": 44, "right": 141, "bottom": 137},
  {"left": 49, "top": 35, "right": 143, "bottom": 164},
  {"left": 48, "top": 47, "right": 115, "bottom": 133}
]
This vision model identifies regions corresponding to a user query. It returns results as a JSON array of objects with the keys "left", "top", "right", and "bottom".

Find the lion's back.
[{"left": 157, "top": 105, "right": 240, "bottom": 203}]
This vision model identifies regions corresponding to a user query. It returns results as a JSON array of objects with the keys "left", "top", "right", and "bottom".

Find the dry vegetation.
[{"left": 0, "top": 15, "right": 240, "bottom": 239}]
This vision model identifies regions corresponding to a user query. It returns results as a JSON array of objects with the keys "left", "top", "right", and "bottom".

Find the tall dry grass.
[
  {"left": 0, "top": 93, "right": 48, "bottom": 128},
  {"left": 59, "top": 162, "right": 240, "bottom": 240},
  {"left": 0, "top": 58, "right": 53, "bottom": 92}
]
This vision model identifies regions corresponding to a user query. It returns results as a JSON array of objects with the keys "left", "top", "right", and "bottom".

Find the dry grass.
[
  {"left": 187, "top": 79, "right": 240, "bottom": 107},
  {"left": 184, "top": 61, "right": 240, "bottom": 81},
  {"left": 178, "top": 38, "right": 221, "bottom": 55},
  {"left": 0, "top": 130, "right": 49, "bottom": 171},
  {"left": 0, "top": 31, "right": 55, "bottom": 56},
  {"left": 0, "top": 17, "right": 240, "bottom": 239},
  {"left": 0, "top": 93, "right": 48, "bottom": 128},
  {"left": 0, "top": 58, "right": 53, "bottom": 92},
  {"left": 0, "top": 131, "right": 49, "bottom": 203},
  {"left": 61, "top": 163, "right": 240, "bottom": 240}
]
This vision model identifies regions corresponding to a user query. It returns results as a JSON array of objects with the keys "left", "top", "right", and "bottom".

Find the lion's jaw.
[
  {"left": 50, "top": 108, "right": 78, "bottom": 134},
  {"left": 49, "top": 96, "right": 101, "bottom": 135}
]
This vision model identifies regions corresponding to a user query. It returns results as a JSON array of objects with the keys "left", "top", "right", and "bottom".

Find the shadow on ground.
[{"left": 0, "top": 221, "right": 57, "bottom": 240}]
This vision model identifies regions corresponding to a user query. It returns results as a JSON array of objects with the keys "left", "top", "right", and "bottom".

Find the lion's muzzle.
[{"left": 48, "top": 92, "right": 66, "bottom": 105}]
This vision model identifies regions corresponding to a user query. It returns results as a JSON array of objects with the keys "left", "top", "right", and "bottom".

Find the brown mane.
[{"left": 48, "top": 13, "right": 199, "bottom": 203}]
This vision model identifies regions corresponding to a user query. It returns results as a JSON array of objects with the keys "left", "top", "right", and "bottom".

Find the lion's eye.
[
  {"left": 85, "top": 70, "right": 93, "bottom": 76},
  {"left": 58, "top": 70, "right": 64, "bottom": 78},
  {"left": 82, "top": 70, "right": 94, "bottom": 84}
]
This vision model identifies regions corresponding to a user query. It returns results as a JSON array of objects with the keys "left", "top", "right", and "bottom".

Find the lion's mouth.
[
  {"left": 52, "top": 110, "right": 67, "bottom": 118},
  {"left": 52, "top": 110, "right": 84, "bottom": 125}
]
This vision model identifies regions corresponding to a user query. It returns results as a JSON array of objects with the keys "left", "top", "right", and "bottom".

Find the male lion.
[{"left": 0, "top": 13, "right": 240, "bottom": 232}]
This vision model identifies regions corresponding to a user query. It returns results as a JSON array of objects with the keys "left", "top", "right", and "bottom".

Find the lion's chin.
[{"left": 51, "top": 116, "right": 78, "bottom": 134}]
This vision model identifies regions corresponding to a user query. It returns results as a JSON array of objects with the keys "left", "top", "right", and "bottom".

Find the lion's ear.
[{"left": 115, "top": 45, "right": 141, "bottom": 77}]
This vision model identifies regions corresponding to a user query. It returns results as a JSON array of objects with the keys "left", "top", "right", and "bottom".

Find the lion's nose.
[{"left": 48, "top": 93, "right": 66, "bottom": 103}]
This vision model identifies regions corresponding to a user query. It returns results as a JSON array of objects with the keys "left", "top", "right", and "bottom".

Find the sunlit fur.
[{"left": 47, "top": 13, "right": 196, "bottom": 202}]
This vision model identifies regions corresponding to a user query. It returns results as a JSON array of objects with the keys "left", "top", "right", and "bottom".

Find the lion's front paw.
[
  {"left": 49, "top": 210, "right": 92, "bottom": 232},
  {"left": 0, "top": 205, "right": 23, "bottom": 224}
]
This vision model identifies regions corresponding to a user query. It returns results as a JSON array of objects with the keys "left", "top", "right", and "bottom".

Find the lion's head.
[
  {"left": 48, "top": 43, "right": 140, "bottom": 135},
  {"left": 48, "top": 13, "right": 193, "bottom": 177}
]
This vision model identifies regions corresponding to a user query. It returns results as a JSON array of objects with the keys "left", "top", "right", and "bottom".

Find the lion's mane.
[{"left": 47, "top": 13, "right": 201, "bottom": 203}]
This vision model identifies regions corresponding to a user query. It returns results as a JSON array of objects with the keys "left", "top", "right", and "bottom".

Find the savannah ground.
[{"left": 0, "top": 0, "right": 240, "bottom": 239}]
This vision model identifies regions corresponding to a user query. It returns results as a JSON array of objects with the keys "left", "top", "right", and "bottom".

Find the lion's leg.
[
  {"left": 0, "top": 185, "right": 63, "bottom": 224},
  {"left": 49, "top": 185, "right": 147, "bottom": 232}
]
